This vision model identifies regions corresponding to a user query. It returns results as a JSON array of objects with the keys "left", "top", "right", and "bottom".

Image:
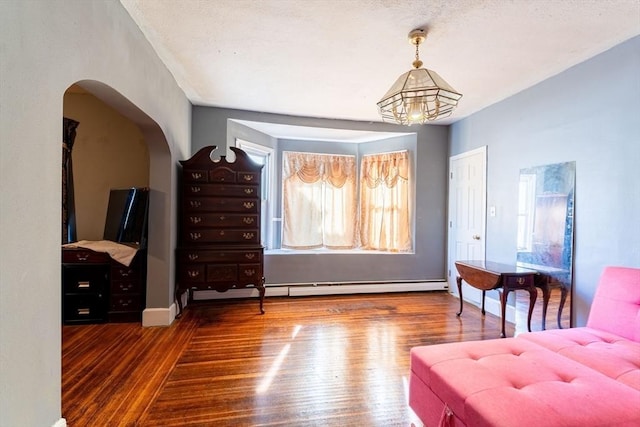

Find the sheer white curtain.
[
  {"left": 359, "top": 151, "right": 412, "bottom": 252},
  {"left": 282, "top": 152, "right": 356, "bottom": 249}
]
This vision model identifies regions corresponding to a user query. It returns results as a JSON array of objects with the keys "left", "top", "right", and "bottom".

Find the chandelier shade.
[{"left": 377, "top": 29, "right": 462, "bottom": 125}]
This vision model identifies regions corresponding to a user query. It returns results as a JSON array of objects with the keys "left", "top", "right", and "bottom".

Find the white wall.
[
  {"left": 0, "top": 1, "right": 190, "bottom": 425},
  {"left": 450, "top": 35, "right": 640, "bottom": 326}
]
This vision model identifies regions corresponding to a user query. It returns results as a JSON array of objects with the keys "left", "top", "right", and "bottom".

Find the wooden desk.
[{"left": 455, "top": 260, "right": 538, "bottom": 338}]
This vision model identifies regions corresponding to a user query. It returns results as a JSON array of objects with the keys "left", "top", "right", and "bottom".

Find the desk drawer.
[{"left": 504, "top": 275, "right": 534, "bottom": 288}]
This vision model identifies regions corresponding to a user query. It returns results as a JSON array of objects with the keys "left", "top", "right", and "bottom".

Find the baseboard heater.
[{"left": 192, "top": 280, "right": 448, "bottom": 301}]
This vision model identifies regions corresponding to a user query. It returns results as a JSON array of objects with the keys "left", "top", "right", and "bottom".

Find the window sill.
[{"left": 265, "top": 248, "right": 415, "bottom": 255}]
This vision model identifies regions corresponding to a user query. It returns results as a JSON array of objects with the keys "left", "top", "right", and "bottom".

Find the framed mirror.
[{"left": 516, "top": 161, "right": 575, "bottom": 330}]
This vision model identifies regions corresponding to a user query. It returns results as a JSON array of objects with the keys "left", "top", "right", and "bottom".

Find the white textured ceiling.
[{"left": 120, "top": 0, "right": 640, "bottom": 126}]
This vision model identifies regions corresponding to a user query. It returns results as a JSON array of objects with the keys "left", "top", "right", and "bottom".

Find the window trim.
[{"left": 235, "top": 139, "right": 275, "bottom": 249}]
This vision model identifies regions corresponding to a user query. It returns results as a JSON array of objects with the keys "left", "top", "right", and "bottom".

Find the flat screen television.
[{"left": 103, "top": 187, "right": 149, "bottom": 249}]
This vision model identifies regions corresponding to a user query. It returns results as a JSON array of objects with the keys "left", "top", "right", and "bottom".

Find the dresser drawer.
[
  {"left": 178, "top": 264, "right": 206, "bottom": 283},
  {"left": 238, "top": 263, "right": 263, "bottom": 282},
  {"left": 183, "top": 228, "right": 260, "bottom": 244},
  {"left": 184, "top": 213, "right": 258, "bottom": 228},
  {"left": 209, "top": 167, "right": 236, "bottom": 183},
  {"left": 110, "top": 294, "right": 142, "bottom": 311},
  {"left": 62, "top": 265, "right": 109, "bottom": 294},
  {"left": 184, "top": 183, "right": 259, "bottom": 198},
  {"left": 184, "top": 197, "right": 259, "bottom": 213},
  {"left": 236, "top": 171, "right": 260, "bottom": 184},
  {"left": 63, "top": 294, "right": 107, "bottom": 323},
  {"left": 206, "top": 264, "right": 238, "bottom": 282},
  {"left": 111, "top": 263, "right": 140, "bottom": 281},
  {"left": 178, "top": 249, "right": 262, "bottom": 264},
  {"left": 111, "top": 280, "right": 142, "bottom": 294},
  {"left": 62, "top": 249, "right": 110, "bottom": 264},
  {"left": 183, "top": 169, "right": 209, "bottom": 183}
]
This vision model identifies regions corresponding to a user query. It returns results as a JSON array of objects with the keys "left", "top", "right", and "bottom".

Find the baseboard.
[
  {"left": 193, "top": 281, "right": 447, "bottom": 300},
  {"left": 52, "top": 418, "right": 67, "bottom": 427},
  {"left": 142, "top": 304, "right": 176, "bottom": 327},
  {"left": 288, "top": 281, "right": 446, "bottom": 296}
]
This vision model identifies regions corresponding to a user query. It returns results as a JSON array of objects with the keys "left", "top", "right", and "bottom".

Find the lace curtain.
[
  {"left": 282, "top": 152, "right": 357, "bottom": 249},
  {"left": 359, "top": 151, "right": 411, "bottom": 252}
]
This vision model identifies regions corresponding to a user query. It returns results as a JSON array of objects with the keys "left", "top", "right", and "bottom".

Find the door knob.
[{"left": 472, "top": 234, "right": 481, "bottom": 240}]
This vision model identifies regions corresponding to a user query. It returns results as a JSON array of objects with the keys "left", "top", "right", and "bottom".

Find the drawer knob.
[
  {"left": 243, "top": 217, "right": 254, "bottom": 224},
  {"left": 243, "top": 202, "right": 255, "bottom": 209},
  {"left": 188, "top": 253, "right": 199, "bottom": 261},
  {"left": 77, "top": 281, "right": 90, "bottom": 288},
  {"left": 190, "top": 232, "right": 202, "bottom": 240},
  {"left": 190, "top": 216, "right": 202, "bottom": 224},
  {"left": 191, "top": 172, "right": 202, "bottom": 180},
  {"left": 190, "top": 200, "right": 202, "bottom": 208},
  {"left": 244, "top": 188, "right": 254, "bottom": 195},
  {"left": 244, "top": 269, "right": 256, "bottom": 276},
  {"left": 243, "top": 175, "right": 253, "bottom": 181},
  {"left": 77, "top": 308, "right": 91, "bottom": 316},
  {"left": 516, "top": 277, "right": 525, "bottom": 285},
  {"left": 243, "top": 232, "right": 255, "bottom": 240},
  {"left": 191, "top": 186, "right": 201, "bottom": 193},
  {"left": 76, "top": 253, "right": 89, "bottom": 261},
  {"left": 187, "top": 270, "right": 200, "bottom": 278},
  {"left": 244, "top": 253, "right": 255, "bottom": 260}
]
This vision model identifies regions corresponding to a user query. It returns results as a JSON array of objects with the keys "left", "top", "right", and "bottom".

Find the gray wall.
[
  {"left": 1, "top": 1, "right": 190, "bottom": 425},
  {"left": 450, "top": 35, "right": 640, "bottom": 326},
  {"left": 192, "top": 107, "right": 450, "bottom": 283}
]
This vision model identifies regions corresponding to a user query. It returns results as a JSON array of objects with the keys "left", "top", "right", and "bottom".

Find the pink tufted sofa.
[{"left": 409, "top": 266, "right": 640, "bottom": 427}]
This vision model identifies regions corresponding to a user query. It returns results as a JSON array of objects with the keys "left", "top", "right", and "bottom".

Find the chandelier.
[{"left": 377, "top": 29, "right": 462, "bottom": 125}]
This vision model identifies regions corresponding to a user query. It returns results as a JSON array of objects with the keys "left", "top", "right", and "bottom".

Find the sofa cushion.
[
  {"left": 411, "top": 338, "right": 640, "bottom": 426},
  {"left": 520, "top": 327, "right": 640, "bottom": 391},
  {"left": 587, "top": 266, "right": 640, "bottom": 342}
]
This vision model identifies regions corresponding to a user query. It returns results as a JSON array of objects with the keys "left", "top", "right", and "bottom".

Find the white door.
[{"left": 447, "top": 146, "right": 487, "bottom": 305}]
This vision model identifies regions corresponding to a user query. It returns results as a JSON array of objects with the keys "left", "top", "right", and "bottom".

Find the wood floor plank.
[{"left": 63, "top": 291, "right": 514, "bottom": 426}]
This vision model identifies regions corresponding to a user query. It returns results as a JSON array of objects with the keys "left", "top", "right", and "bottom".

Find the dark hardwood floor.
[{"left": 62, "top": 291, "right": 515, "bottom": 426}]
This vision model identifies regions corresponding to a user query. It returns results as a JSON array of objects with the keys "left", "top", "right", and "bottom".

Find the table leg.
[
  {"left": 557, "top": 286, "right": 568, "bottom": 329},
  {"left": 257, "top": 276, "right": 266, "bottom": 315},
  {"left": 481, "top": 290, "right": 486, "bottom": 315},
  {"left": 540, "top": 284, "right": 551, "bottom": 331},
  {"left": 500, "top": 289, "right": 509, "bottom": 338},
  {"left": 175, "top": 287, "right": 184, "bottom": 319},
  {"left": 456, "top": 275, "right": 464, "bottom": 316},
  {"left": 526, "top": 285, "right": 538, "bottom": 333}
]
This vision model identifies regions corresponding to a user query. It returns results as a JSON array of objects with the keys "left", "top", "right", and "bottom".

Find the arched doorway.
[{"left": 62, "top": 80, "right": 175, "bottom": 325}]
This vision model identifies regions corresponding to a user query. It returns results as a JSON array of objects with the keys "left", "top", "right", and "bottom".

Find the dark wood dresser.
[
  {"left": 175, "top": 145, "right": 265, "bottom": 316},
  {"left": 62, "top": 247, "right": 146, "bottom": 324}
]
